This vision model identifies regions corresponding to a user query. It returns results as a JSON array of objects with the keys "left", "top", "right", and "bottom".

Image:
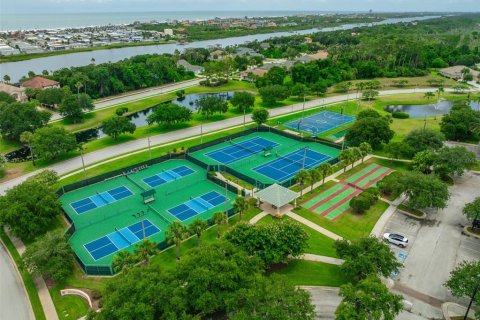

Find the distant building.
[
  {"left": 164, "top": 29, "right": 174, "bottom": 36},
  {"left": 440, "top": 65, "right": 479, "bottom": 80},
  {"left": 21, "top": 76, "right": 60, "bottom": 90},
  {"left": 176, "top": 59, "right": 204, "bottom": 75},
  {"left": 240, "top": 68, "right": 268, "bottom": 81},
  {"left": 0, "top": 82, "right": 27, "bottom": 101},
  {"left": 297, "top": 50, "right": 329, "bottom": 63},
  {"left": 234, "top": 47, "right": 263, "bottom": 58}
]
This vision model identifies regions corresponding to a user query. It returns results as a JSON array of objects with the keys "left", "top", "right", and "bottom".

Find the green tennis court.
[
  {"left": 60, "top": 159, "right": 236, "bottom": 269},
  {"left": 189, "top": 132, "right": 340, "bottom": 186}
]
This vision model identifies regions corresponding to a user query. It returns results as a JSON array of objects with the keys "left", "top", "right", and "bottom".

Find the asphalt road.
[
  {"left": 382, "top": 171, "right": 480, "bottom": 314},
  {"left": 0, "top": 242, "right": 33, "bottom": 320}
]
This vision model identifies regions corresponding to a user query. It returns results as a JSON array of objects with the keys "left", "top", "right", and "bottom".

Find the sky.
[{"left": 1, "top": 0, "right": 480, "bottom": 14}]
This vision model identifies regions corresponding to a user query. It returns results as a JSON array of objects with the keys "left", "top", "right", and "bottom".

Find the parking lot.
[{"left": 382, "top": 172, "right": 480, "bottom": 303}]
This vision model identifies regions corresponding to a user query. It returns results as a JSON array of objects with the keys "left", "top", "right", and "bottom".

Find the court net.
[
  {"left": 114, "top": 227, "right": 132, "bottom": 245},
  {"left": 191, "top": 197, "right": 209, "bottom": 210},
  {"left": 96, "top": 191, "right": 109, "bottom": 204},
  {"left": 126, "top": 174, "right": 147, "bottom": 191},
  {"left": 148, "top": 205, "right": 173, "bottom": 224},
  {"left": 230, "top": 139, "right": 261, "bottom": 155}
]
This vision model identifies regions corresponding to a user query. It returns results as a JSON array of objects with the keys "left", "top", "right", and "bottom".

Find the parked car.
[{"left": 383, "top": 233, "right": 408, "bottom": 248}]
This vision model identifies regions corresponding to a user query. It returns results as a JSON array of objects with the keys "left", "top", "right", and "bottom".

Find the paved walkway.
[
  {"left": 300, "top": 253, "right": 344, "bottom": 265},
  {"left": 286, "top": 211, "right": 343, "bottom": 240},
  {"left": 370, "top": 194, "right": 406, "bottom": 237},
  {"left": 6, "top": 230, "right": 59, "bottom": 320},
  {"left": 249, "top": 212, "right": 269, "bottom": 224}
]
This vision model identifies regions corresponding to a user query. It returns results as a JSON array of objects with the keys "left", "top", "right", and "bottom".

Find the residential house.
[
  {"left": 0, "top": 82, "right": 27, "bottom": 101},
  {"left": 240, "top": 68, "right": 268, "bottom": 81},
  {"left": 440, "top": 65, "right": 479, "bottom": 80},
  {"left": 176, "top": 59, "right": 205, "bottom": 75},
  {"left": 234, "top": 47, "right": 263, "bottom": 58},
  {"left": 296, "top": 50, "right": 329, "bottom": 63},
  {"left": 21, "top": 76, "right": 60, "bottom": 90}
]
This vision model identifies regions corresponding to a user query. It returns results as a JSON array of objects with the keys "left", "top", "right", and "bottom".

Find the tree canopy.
[
  {"left": 102, "top": 116, "right": 136, "bottom": 140},
  {"left": 258, "top": 85, "right": 290, "bottom": 105},
  {"left": 251, "top": 107, "right": 269, "bottom": 126},
  {"left": 345, "top": 116, "right": 394, "bottom": 149},
  {"left": 403, "top": 128, "right": 445, "bottom": 155},
  {"left": 32, "top": 126, "right": 78, "bottom": 160},
  {"left": 0, "top": 171, "right": 61, "bottom": 241},
  {"left": 195, "top": 95, "right": 228, "bottom": 118},
  {"left": 147, "top": 103, "right": 192, "bottom": 127},
  {"left": 445, "top": 260, "right": 480, "bottom": 319},
  {"left": 440, "top": 104, "right": 480, "bottom": 141},
  {"left": 229, "top": 91, "right": 255, "bottom": 112},
  {"left": 0, "top": 101, "right": 51, "bottom": 141}
]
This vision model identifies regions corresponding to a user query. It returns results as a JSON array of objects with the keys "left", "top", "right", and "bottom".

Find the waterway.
[
  {"left": 385, "top": 100, "right": 480, "bottom": 118},
  {"left": 0, "top": 16, "right": 438, "bottom": 82}
]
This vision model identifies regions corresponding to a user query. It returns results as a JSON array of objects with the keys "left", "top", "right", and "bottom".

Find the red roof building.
[{"left": 21, "top": 76, "right": 60, "bottom": 90}]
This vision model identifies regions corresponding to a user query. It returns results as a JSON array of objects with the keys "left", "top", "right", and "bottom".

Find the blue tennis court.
[
  {"left": 142, "top": 165, "right": 195, "bottom": 188},
  {"left": 284, "top": 111, "right": 356, "bottom": 135},
  {"left": 168, "top": 191, "right": 228, "bottom": 221},
  {"left": 206, "top": 137, "right": 279, "bottom": 165},
  {"left": 254, "top": 148, "right": 331, "bottom": 182},
  {"left": 84, "top": 219, "right": 160, "bottom": 261},
  {"left": 70, "top": 186, "right": 133, "bottom": 214}
]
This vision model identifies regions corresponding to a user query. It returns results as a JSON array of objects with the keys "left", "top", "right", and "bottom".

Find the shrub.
[
  {"left": 392, "top": 112, "right": 409, "bottom": 119},
  {"left": 115, "top": 107, "right": 128, "bottom": 116},
  {"left": 349, "top": 195, "right": 372, "bottom": 213}
]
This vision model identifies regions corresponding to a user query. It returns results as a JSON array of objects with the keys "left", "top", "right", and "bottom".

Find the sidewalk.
[{"left": 286, "top": 211, "right": 343, "bottom": 240}]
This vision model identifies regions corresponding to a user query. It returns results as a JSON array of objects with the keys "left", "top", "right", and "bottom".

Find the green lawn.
[
  {"left": 50, "top": 285, "right": 89, "bottom": 320},
  {"left": 275, "top": 260, "right": 349, "bottom": 287},
  {"left": 294, "top": 200, "right": 389, "bottom": 241},
  {"left": 256, "top": 215, "right": 338, "bottom": 258}
]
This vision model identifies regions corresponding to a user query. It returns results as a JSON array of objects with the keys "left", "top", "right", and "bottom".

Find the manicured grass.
[
  {"left": 256, "top": 215, "right": 338, "bottom": 258},
  {"left": 275, "top": 260, "right": 349, "bottom": 287},
  {"left": 0, "top": 229, "right": 46, "bottom": 320},
  {"left": 50, "top": 285, "right": 89, "bottom": 320},
  {"left": 294, "top": 200, "right": 390, "bottom": 240},
  {"left": 0, "top": 137, "right": 21, "bottom": 154}
]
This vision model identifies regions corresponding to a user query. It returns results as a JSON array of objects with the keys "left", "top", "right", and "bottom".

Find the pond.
[
  {"left": 5, "top": 91, "right": 234, "bottom": 162},
  {"left": 385, "top": 100, "right": 480, "bottom": 118}
]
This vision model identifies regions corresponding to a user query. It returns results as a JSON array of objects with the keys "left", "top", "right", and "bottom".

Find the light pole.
[
  {"left": 224, "top": 180, "right": 229, "bottom": 224},
  {"left": 79, "top": 144, "right": 87, "bottom": 180},
  {"left": 464, "top": 275, "right": 480, "bottom": 320},
  {"left": 243, "top": 107, "right": 246, "bottom": 127},
  {"left": 200, "top": 119, "right": 204, "bottom": 144},
  {"left": 147, "top": 137, "right": 152, "bottom": 160}
]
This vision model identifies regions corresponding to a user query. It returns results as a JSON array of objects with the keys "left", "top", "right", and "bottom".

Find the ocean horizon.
[{"left": 0, "top": 10, "right": 355, "bottom": 31}]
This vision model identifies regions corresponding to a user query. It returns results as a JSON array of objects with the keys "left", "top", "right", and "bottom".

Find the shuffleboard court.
[
  {"left": 168, "top": 191, "right": 228, "bottom": 221},
  {"left": 84, "top": 219, "right": 160, "bottom": 261},
  {"left": 284, "top": 111, "right": 356, "bottom": 135},
  {"left": 254, "top": 148, "right": 331, "bottom": 182},
  {"left": 70, "top": 186, "right": 133, "bottom": 214},
  {"left": 142, "top": 165, "right": 195, "bottom": 188},
  {"left": 205, "top": 137, "right": 279, "bottom": 165}
]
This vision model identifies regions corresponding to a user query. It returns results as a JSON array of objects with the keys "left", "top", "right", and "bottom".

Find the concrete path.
[
  {"left": 286, "top": 211, "right": 343, "bottom": 240},
  {"left": 370, "top": 194, "right": 406, "bottom": 237},
  {"left": 0, "top": 87, "right": 475, "bottom": 194},
  {"left": 6, "top": 230, "right": 59, "bottom": 320},
  {"left": 0, "top": 239, "right": 34, "bottom": 320},
  {"left": 249, "top": 212, "right": 269, "bottom": 224},
  {"left": 49, "top": 79, "right": 201, "bottom": 121},
  {"left": 300, "top": 253, "right": 344, "bottom": 265}
]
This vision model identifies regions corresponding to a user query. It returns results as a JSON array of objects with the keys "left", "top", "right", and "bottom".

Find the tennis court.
[
  {"left": 206, "top": 137, "right": 279, "bottom": 165},
  {"left": 84, "top": 219, "right": 160, "bottom": 260},
  {"left": 142, "top": 165, "right": 195, "bottom": 188},
  {"left": 254, "top": 148, "right": 331, "bottom": 182},
  {"left": 189, "top": 132, "right": 341, "bottom": 186},
  {"left": 168, "top": 191, "right": 228, "bottom": 221},
  {"left": 284, "top": 111, "right": 356, "bottom": 135},
  {"left": 60, "top": 159, "right": 236, "bottom": 269},
  {"left": 70, "top": 186, "right": 133, "bottom": 214}
]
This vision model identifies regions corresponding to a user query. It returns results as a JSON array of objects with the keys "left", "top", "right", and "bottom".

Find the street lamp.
[
  {"left": 147, "top": 137, "right": 152, "bottom": 160},
  {"left": 79, "top": 144, "right": 87, "bottom": 180},
  {"left": 464, "top": 275, "right": 480, "bottom": 320}
]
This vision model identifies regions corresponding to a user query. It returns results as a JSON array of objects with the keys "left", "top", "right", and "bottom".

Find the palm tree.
[
  {"left": 233, "top": 197, "right": 251, "bottom": 221},
  {"left": 165, "top": 221, "right": 188, "bottom": 260},
  {"left": 351, "top": 147, "right": 362, "bottom": 168},
  {"left": 359, "top": 142, "right": 372, "bottom": 163},
  {"left": 308, "top": 169, "right": 321, "bottom": 192},
  {"left": 295, "top": 170, "right": 311, "bottom": 198},
  {"left": 3, "top": 74, "right": 10, "bottom": 83},
  {"left": 75, "top": 81, "right": 83, "bottom": 96},
  {"left": 134, "top": 239, "right": 158, "bottom": 265},
  {"left": 339, "top": 149, "right": 355, "bottom": 173},
  {"left": 424, "top": 91, "right": 435, "bottom": 101},
  {"left": 188, "top": 219, "right": 208, "bottom": 246},
  {"left": 436, "top": 86, "right": 444, "bottom": 101},
  {"left": 317, "top": 163, "right": 333, "bottom": 184},
  {"left": 111, "top": 250, "right": 137, "bottom": 273},
  {"left": 212, "top": 211, "right": 227, "bottom": 239}
]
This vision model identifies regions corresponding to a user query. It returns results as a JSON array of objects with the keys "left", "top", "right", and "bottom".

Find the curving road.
[
  {"left": 0, "top": 241, "right": 34, "bottom": 320},
  {"left": 0, "top": 87, "right": 473, "bottom": 195}
]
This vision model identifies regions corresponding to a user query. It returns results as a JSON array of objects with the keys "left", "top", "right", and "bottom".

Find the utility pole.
[
  {"left": 224, "top": 180, "right": 229, "bottom": 224},
  {"left": 147, "top": 137, "right": 152, "bottom": 160},
  {"left": 200, "top": 119, "right": 204, "bottom": 144},
  {"left": 243, "top": 107, "right": 246, "bottom": 127},
  {"left": 79, "top": 144, "right": 87, "bottom": 180}
]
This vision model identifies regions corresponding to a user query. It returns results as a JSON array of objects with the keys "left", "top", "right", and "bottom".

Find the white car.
[{"left": 383, "top": 233, "right": 408, "bottom": 248}]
